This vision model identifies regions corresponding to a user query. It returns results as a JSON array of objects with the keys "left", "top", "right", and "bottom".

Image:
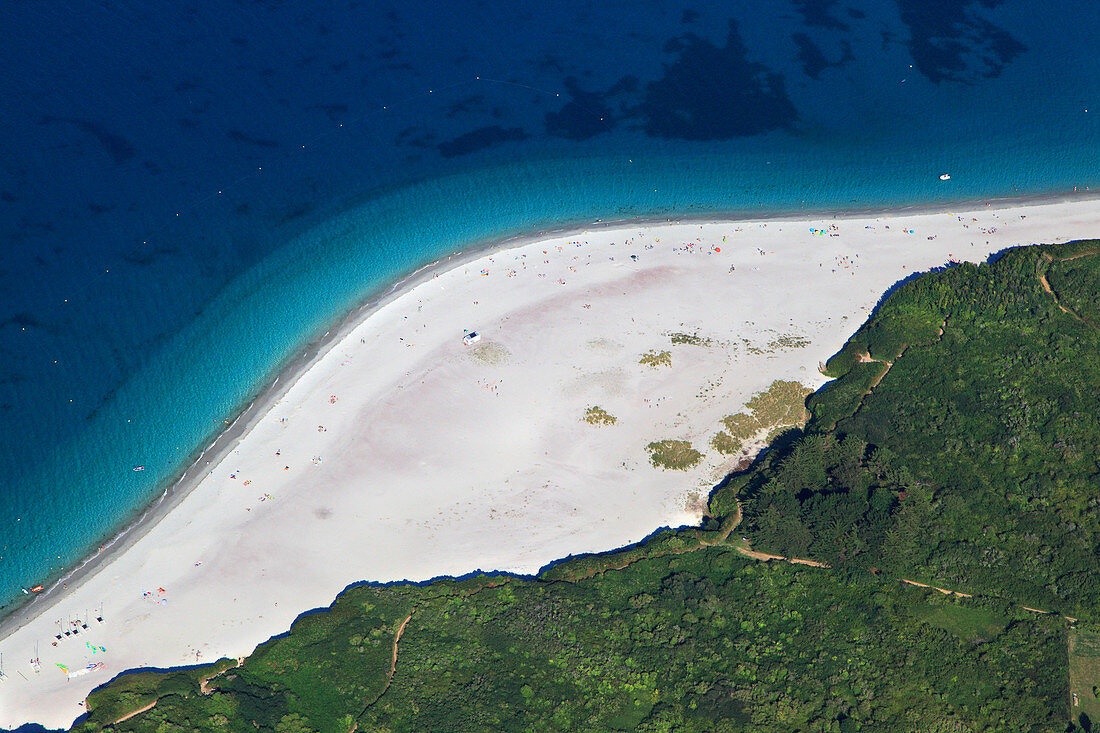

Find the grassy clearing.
[
  {"left": 645, "top": 439, "right": 703, "bottom": 470},
  {"left": 909, "top": 601, "right": 1009, "bottom": 643},
  {"left": 1070, "top": 628, "right": 1100, "bottom": 724},
  {"left": 583, "top": 406, "right": 617, "bottom": 426},
  {"left": 638, "top": 349, "right": 672, "bottom": 368}
]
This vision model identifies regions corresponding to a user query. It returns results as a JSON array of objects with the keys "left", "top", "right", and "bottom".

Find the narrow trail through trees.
[
  {"left": 1037, "top": 251, "right": 1100, "bottom": 329},
  {"left": 111, "top": 699, "right": 157, "bottom": 725}
]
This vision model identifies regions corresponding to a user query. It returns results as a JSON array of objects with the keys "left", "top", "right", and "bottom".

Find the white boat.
[
  {"left": 132, "top": 465, "right": 145, "bottom": 472},
  {"left": 939, "top": 174, "right": 951, "bottom": 181}
]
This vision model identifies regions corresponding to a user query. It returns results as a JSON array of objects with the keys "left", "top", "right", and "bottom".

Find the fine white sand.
[{"left": 2, "top": 199, "right": 1099, "bottom": 727}]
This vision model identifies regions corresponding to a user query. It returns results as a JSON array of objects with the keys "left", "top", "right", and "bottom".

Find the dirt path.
[
  {"left": 552, "top": 501, "right": 745, "bottom": 583},
  {"left": 1037, "top": 252, "right": 1099, "bottom": 328},
  {"left": 390, "top": 613, "right": 413, "bottom": 677},
  {"left": 353, "top": 611, "right": 419, "bottom": 725},
  {"left": 1061, "top": 246, "right": 1100, "bottom": 262},
  {"left": 1037, "top": 255, "right": 1073, "bottom": 316},
  {"left": 111, "top": 699, "right": 157, "bottom": 724},
  {"left": 735, "top": 546, "right": 829, "bottom": 568},
  {"left": 198, "top": 656, "right": 245, "bottom": 695},
  {"left": 733, "top": 539, "right": 1083, "bottom": 625},
  {"left": 820, "top": 342, "right": 914, "bottom": 430},
  {"left": 865, "top": 348, "right": 903, "bottom": 391},
  {"left": 1021, "top": 605, "right": 1078, "bottom": 623},
  {"left": 900, "top": 578, "right": 971, "bottom": 598}
]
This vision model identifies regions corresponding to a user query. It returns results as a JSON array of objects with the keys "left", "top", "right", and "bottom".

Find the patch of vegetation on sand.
[
  {"left": 712, "top": 380, "right": 811, "bottom": 452},
  {"left": 638, "top": 349, "right": 672, "bottom": 368},
  {"left": 583, "top": 406, "right": 617, "bottom": 426},
  {"left": 586, "top": 337, "right": 621, "bottom": 352},
  {"left": 668, "top": 331, "right": 712, "bottom": 346},
  {"left": 710, "top": 431, "right": 739, "bottom": 454},
  {"left": 645, "top": 439, "right": 703, "bottom": 470},
  {"left": 767, "top": 333, "right": 810, "bottom": 350},
  {"left": 468, "top": 342, "right": 510, "bottom": 365}
]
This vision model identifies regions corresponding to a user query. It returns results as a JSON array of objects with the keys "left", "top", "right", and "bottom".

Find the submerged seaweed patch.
[
  {"left": 792, "top": 33, "right": 854, "bottom": 80},
  {"left": 437, "top": 126, "right": 528, "bottom": 158},
  {"left": 544, "top": 78, "right": 616, "bottom": 141},
  {"left": 227, "top": 129, "right": 280, "bottom": 148},
  {"left": 636, "top": 20, "right": 798, "bottom": 140},
  {"left": 38, "top": 116, "right": 136, "bottom": 163},
  {"left": 793, "top": 0, "right": 851, "bottom": 31},
  {"left": 896, "top": 0, "right": 1026, "bottom": 83}
]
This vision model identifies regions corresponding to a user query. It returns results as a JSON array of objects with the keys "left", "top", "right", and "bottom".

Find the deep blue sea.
[{"left": 1, "top": 0, "right": 1098, "bottom": 612}]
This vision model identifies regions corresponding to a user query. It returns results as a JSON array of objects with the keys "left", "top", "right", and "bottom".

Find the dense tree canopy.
[{"left": 72, "top": 242, "right": 1100, "bottom": 732}]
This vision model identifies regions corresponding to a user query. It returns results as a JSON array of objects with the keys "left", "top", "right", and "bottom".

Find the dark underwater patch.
[
  {"left": 395, "top": 126, "right": 436, "bottom": 149},
  {"left": 308, "top": 103, "right": 349, "bottom": 122},
  {"left": 437, "top": 126, "right": 528, "bottom": 158},
  {"left": 120, "top": 246, "right": 157, "bottom": 267},
  {"left": 895, "top": 0, "right": 1026, "bottom": 83},
  {"left": 545, "top": 78, "right": 616, "bottom": 141},
  {"left": 278, "top": 203, "right": 314, "bottom": 225},
  {"left": 445, "top": 95, "right": 487, "bottom": 118},
  {"left": 793, "top": 0, "right": 850, "bottom": 30},
  {"left": 0, "top": 312, "right": 50, "bottom": 335},
  {"left": 227, "top": 129, "right": 280, "bottom": 148},
  {"left": 38, "top": 116, "right": 136, "bottom": 163},
  {"left": 792, "top": 33, "right": 854, "bottom": 79},
  {"left": 636, "top": 20, "right": 798, "bottom": 140}
]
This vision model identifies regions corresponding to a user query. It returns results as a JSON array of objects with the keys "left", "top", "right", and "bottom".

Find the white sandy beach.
[{"left": 2, "top": 199, "right": 1099, "bottom": 727}]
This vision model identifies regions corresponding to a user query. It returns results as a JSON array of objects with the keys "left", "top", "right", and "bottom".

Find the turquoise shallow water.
[{"left": 1, "top": 0, "right": 1099, "bottom": 612}]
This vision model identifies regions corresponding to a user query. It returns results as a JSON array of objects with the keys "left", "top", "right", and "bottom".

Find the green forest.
[{"left": 70, "top": 242, "right": 1100, "bottom": 732}]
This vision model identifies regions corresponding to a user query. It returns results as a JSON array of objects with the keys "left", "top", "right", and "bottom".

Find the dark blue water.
[{"left": 1, "top": 0, "right": 1098, "bottom": 612}]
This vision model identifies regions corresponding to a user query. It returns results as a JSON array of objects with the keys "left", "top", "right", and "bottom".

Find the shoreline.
[
  {"left": 1, "top": 194, "right": 1098, "bottom": 727},
  {"left": 2, "top": 188, "right": 1098, "bottom": 642}
]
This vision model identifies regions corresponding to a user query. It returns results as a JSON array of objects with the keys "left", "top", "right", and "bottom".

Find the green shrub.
[{"left": 645, "top": 440, "right": 703, "bottom": 469}]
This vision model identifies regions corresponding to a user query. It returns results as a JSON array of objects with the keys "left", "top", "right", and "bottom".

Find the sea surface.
[{"left": 1, "top": 0, "right": 1098, "bottom": 613}]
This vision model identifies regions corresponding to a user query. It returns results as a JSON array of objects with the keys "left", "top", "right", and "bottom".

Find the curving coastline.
[
  {"left": 1, "top": 194, "right": 1099, "bottom": 728},
  {"left": 4, "top": 188, "right": 1099, "bottom": 639}
]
